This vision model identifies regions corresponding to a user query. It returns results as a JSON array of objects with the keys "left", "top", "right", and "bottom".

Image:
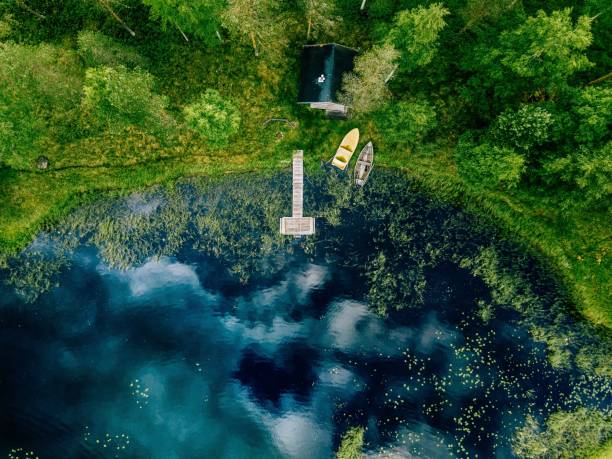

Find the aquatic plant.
[{"left": 336, "top": 426, "right": 364, "bottom": 459}]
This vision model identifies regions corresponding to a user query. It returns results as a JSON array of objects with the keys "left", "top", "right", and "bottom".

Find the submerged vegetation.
[
  {"left": 2, "top": 172, "right": 610, "bottom": 457},
  {"left": 0, "top": 0, "right": 609, "bottom": 332}
]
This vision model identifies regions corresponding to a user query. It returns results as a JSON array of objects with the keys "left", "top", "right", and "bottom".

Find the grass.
[
  {"left": 0, "top": 18, "right": 609, "bottom": 330},
  {"left": 1, "top": 133, "right": 609, "bottom": 331}
]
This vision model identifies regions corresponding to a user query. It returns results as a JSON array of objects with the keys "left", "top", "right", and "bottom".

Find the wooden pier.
[{"left": 280, "top": 150, "right": 316, "bottom": 236}]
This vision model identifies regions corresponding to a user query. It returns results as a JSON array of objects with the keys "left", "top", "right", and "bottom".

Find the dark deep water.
[{"left": 0, "top": 172, "right": 610, "bottom": 458}]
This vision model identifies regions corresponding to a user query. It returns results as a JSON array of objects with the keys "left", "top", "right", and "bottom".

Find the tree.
[
  {"left": 570, "top": 86, "right": 611, "bottom": 146},
  {"left": 459, "top": 0, "right": 520, "bottom": 32},
  {"left": 77, "top": 30, "right": 145, "bottom": 68},
  {"left": 222, "top": 0, "right": 285, "bottom": 57},
  {"left": 542, "top": 142, "right": 612, "bottom": 210},
  {"left": 492, "top": 104, "right": 554, "bottom": 152},
  {"left": 301, "top": 0, "right": 339, "bottom": 41},
  {"left": 339, "top": 43, "right": 399, "bottom": 114},
  {"left": 142, "top": 0, "right": 225, "bottom": 44},
  {"left": 81, "top": 65, "right": 172, "bottom": 136},
  {"left": 388, "top": 3, "right": 449, "bottom": 72},
  {"left": 183, "top": 89, "right": 241, "bottom": 148},
  {"left": 491, "top": 9, "right": 593, "bottom": 93},
  {"left": 375, "top": 100, "right": 437, "bottom": 147},
  {"left": 456, "top": 140, "right": 526, "bottom": 190}
]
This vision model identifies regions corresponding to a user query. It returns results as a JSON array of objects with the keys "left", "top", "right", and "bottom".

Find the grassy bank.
[{"left": 1, "top": 133, "right": 610, "bottom": 330}]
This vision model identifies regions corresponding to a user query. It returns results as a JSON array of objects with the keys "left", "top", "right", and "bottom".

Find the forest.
[{"left": 0, "top": 0, "right": 610, "bottom": 333}]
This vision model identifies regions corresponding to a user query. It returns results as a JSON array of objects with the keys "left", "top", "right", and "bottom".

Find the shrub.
[
  {"left": 492, "top": 104, "right": 554, "bottom": 151},
  {"left": 183, "top": 89, "right": 241, "bottom": 148},
  {"left": 81, "top": 65, "right": 172, "bottom": 136},
  {"left": 456, "top": 141, "right": 526, "bottom": 190},
  {"left": 375, "top": 100, "right": 437, "bottom": 147}
]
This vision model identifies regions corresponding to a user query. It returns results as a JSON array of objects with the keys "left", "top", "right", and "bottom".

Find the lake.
[{"left": 1, "top": 171, "right": 610, "bottom": 458}]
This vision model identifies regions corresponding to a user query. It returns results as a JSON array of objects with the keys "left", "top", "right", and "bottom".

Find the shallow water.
[{"left": 1, "top": 172, "right": 610, "bottom": 458}]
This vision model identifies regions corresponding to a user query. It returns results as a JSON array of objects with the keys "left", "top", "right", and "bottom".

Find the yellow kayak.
[{"left": 330, "top": 128, "right": 359, "bottom": 171}]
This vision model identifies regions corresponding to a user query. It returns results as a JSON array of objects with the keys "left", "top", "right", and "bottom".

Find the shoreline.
[{"left": 0, "top": 154, "right": 609, "bottom": 331}]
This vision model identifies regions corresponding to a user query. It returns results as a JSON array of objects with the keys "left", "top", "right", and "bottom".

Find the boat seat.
[{"left": 331, "top": 146, "right": 353, "bottom": 170}]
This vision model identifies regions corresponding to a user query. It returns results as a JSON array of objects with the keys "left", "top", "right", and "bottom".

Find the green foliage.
[
  {"left": 477, "top": 300, "right": 494, "bottom": 323},
  {"left": 575, "top": 341, "right": 612, "bottom": 378},
  {"left": 339, "top": 43, "right": 399, "bottom": 114},
  {"left": 301, "top": 0, "right": 339, "bottom": 40},
  {"left": 491, "top": 9, "right": 593, "bottom": 93},
  {"left": 460, "top": 0, "right": 521, "bottom": 31},
  {"left": 513, "top": 409, "right": 612, "bottom": 459},
  {"left": 336, "top": 426, "right": 364, "bottom": 459},
  {"left": 0, "top": 42, "right": 81, "bottom": 169},
  {"left": 142, "top": 0, "right": 225, "bottom": 45},
  {"left": 183, "top": 89, "right": 241, "bottom": 148},
  {"left": 530, "top": 325, "right": 573, "bottom": 369},
  {"left": 570, "top": 86, "right": 612, "bottom": 146},
  {"left": 388, "top": 3, "right": 449, "bottom": 72},
  {"left": 222, "top": 0, "right": 287, "bottom": 57},
  {"left": 542, "top": 142, "right": 612, "bottom": 210},
  {"left": 81, "top": 66, "right": 173, "bottom": 136},
  {"left": 77, "top": 30, "right": 145, "bottom": 68},
  {"left": 5, "top": 251, "right": 68, "bottom": 303},
  {"left": 0, "top": 13, "right": 16, "bottom": 39},
  {"left": 493, "top": 104, "right": 554, "bottom": 151},
  {"left": 374, "top": 100, "right": 437, "bottom": 147},
  {"left": 456, "top": 141, "right": 526, "bottom": 190}
]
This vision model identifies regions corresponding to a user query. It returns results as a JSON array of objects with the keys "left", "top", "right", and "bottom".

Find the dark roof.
[{"left": 297, "top": 43, "right": 357, "bottom": 104}]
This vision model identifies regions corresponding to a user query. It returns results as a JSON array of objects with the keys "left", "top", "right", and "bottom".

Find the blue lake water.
[{"left": 1, "top": 172, "right": 610, "bottom": 458}]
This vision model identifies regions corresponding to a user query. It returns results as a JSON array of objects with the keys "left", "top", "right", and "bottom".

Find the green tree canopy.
[
  {"left": 301, "top": 0, "right": 339, "bottom": 41},
  {"left": 388, "top": 3, "right": 449, "bottom": 72},
  {"left": 490, "top": 9, "right": 593, "bottom": 93},
  {"left": 492, "top": 104, "right": 554, "bottom": 152},
  {"left": 339, "top": 43, "right": 399, "bottom": 115},
  {"left": 81, "top": 65, "right": 172, "bottom": 136},
  {"left": 222, "top": 0, "right": 286, "bottom": 57},
  {"left": 183, "top": 89, "right": 241, "bottom": 148},
  {"left": 142, "top": 0, "right": 225, "bottom": 45}
]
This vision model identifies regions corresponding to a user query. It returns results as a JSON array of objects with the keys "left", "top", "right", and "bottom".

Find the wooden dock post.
[{"left": 280, "top": 150, "right": 316, "bottom": 236}]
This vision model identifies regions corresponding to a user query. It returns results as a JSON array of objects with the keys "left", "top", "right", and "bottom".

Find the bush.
[
  {"left": 375, "top": 100, "right": 437, "bottom": 147},
  {"left": 81, "top": 65, "right": 172, "bottom": 136},
  {"left": 492, "top": 104, "right": 554, "bottom": 151},
  {"left": 183, "top": 89, "right": 241, "bottom": 148},
  {"left": 456, "top": 141, "right": 526, "bottom": 190}
]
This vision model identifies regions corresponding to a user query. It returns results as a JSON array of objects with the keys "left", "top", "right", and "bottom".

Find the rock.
[{"left": 36, "top": 156, "right": 49, "bottom": 170}]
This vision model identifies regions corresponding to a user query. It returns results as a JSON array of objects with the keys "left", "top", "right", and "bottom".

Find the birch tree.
[
  {"left": 142, "top": 0, "right": 225, "bottom": 44},
  {"left": 339, "top": 43, "right": 399, "bottom": 115},
  {"left": 222, "top": 0, "right": 284, "bottom": 57},
  {"left": 301, "top": 0, "right": 339, "bottom": 41}
]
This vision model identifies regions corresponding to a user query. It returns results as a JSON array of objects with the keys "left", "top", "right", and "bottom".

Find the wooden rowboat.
[
  {"left": 329, "top": 128, "right": 359, "bottom": 171},
  {"left": 354, "top": 141, "right": 373, "bottom": 187}
]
